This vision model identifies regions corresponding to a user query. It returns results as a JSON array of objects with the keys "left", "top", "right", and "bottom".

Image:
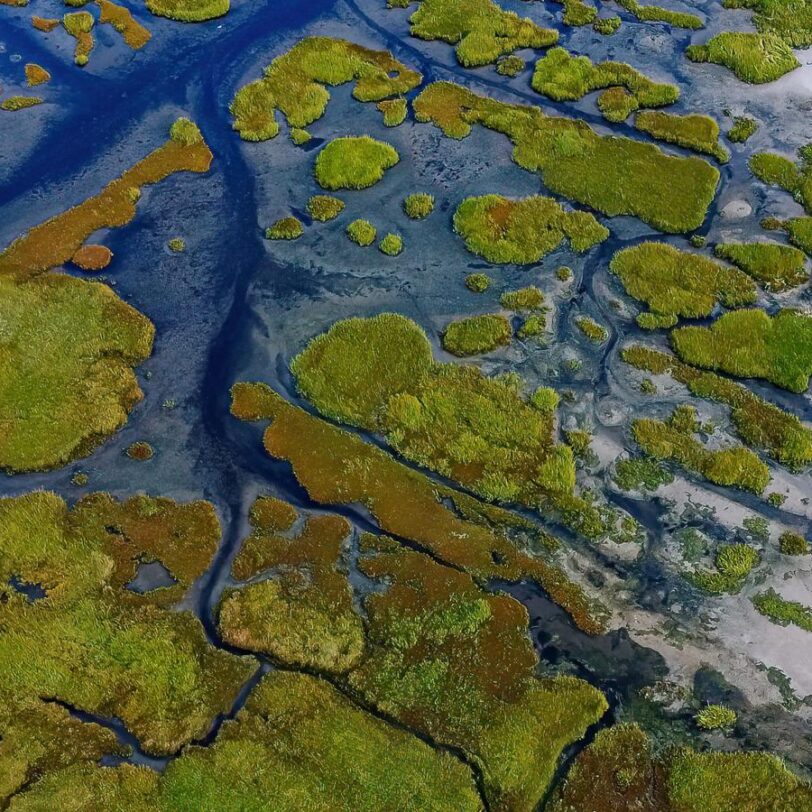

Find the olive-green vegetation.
[
  {"left": 97, "top": 0, "right": 151, "bottom": 50},
  {"left": 230, "top": 37, "right": 421, "bottom": 141},
  {"left": 622, "top": 344, "right": 812, "bottom": 466},
  {"left": 125, "top": 440, "right": 153, "bottom": 460},
  {"left": 403, "top": 0, "right": 558, "bottom": 67},
  {"left": 722, "top": 0, "right": 812, "bottom": 48},
  {"left": 314, "top": 136, "right": 399, "bottom": 191},
  {"left": 785, "top": 216, "right": 812, "bottom": 255},
  {"left": 633, "top": 404, "right": 770, "bottom": 493},
  {"left": 518, "top": 315, "right": 544, "bottom": 339},
  {"left": 496, "top": 54, "right": 525, "bottom": 76},
  {"left": 167, "top": 237, "right": 186, "bottom": 252},
  {"left": 780, "top": 531, "right": 810, "bottom": 555},
  {"left": 9, "top": 672, "right": 482, "bottom": 810},
  {"left": 289, "top": 314, "right": 611, "bottom": 539},
  {"left": 413, "top": 82, "right": 719, "bottom": 233},
  {"left": 220, "top": 503, "right": 364, "bottom": 673},
  {"left": 634, "top": 111, "right": 729, "bottom": 163},
  {"left": 377, "top": 97, "right": 408, "bottom": 126},
  {"left": 614, "top": 0, "right": 703, "bottom": 27},
  {"left": 378, "top": 233, "right": 404, "bottom": 256},
  {"left": 728, "top": 115, "right": 758, "bottom": 143},
  {"left": 290, "top": 128, "right": 311, "bottom": 145},
  {"left": 554, "top": 0, "right": 597, "bottom": 26},
  {"left": 454, "top": 195, "right": 609, "bottom": 264},
  {"left": 32, "top": 16, "right": 59, "bottom": 30},
  {"left": 690, "top": 542, "right": 759, "bottom": 593},
  {"left": 347, "top": 219, "right": 377, "bottom": 246},
  {"left": 554, "top": 722, "right": 812, "bottom": 812},
  {"left": 593, "top": 15, "right": 621, "bottom": 34},
  {"left": 24, "top": 63, "right": 50, "bottom": 86},
  {"left": 0, "top": 121, "right": 211, "bottom": 472},
  {"left": 442, "top": 314, "right": 512, "bottom": 356},
  {"left": 145, "top": 0, "right": 227, "bottom": 22},
  {"left": 672, "top": 308, "right": 812, "bottom": 392},
  {"left": 751, "top": 145, "right": 812, "bottom": 216},
  {"left": 266, "top": 216, "right": 304, "bottom": 240},
  {"left": 557, "top": 265, "right": 573, "bottom": 281},
  {"left": 686, "top": 32, "right": 799, "bottom": 83},
  {"left": 62, "top": 11, "right": 94, "bottom": 65},
  {"left": 532, "top": 47, "right": 679, "bottom": 122},
  {"left": 575, "top": 316, "right": 608, "bottom": 342},
  {"left": 466, "top": 272, "right": 491, "bottom": 292},
  {"left": 403, "top": 192, "right": 435, "bottom": 219},
  {"left": 614, "top": 455, "right": 674, "bottom": 491},
  {"left": 350, "top": 533, "right": 608, "bottom": 811},
  {"left": 753, "top": 588, "right": 812, "bottom": 632},
  {"left": 308, "top": 195, "right": 344, "bottom": 221},
  {"left": 609, "top": 242, "right": 755, "bottom": 325},
  {"left": 0, "top": 491, "right": 250, "bottom": 791},
  {"left": 501, "top": 285, "right": 545, "bottom": 311},
  {"left": 230, "top": 381, "right": 607, "bottom": 633},
  {"left": 0, "top": 96, "right": 43, "bottom": 111},
  {"left": 714, "top": 242, "right": 807, "bottom": 291}
]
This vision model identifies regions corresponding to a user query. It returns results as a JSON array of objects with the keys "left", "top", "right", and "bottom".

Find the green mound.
[
  {"left": 728, "top": 116, "right": 758, "bottom": 143},
  {"left": 442, "top": 314, "right": 512, "bottom": 356},
  {"left": 146, "top": 0, "right": 228, "bottom": 21},
  {"left": 307, "top": 195, "right": 345, "bottom": 221},
  {"left": 750, "top": 145, "right": 812, "bottom": 213},
  {"left": 403, "top": 192, "right": 435, "bottom": 219},
  {"left": 634, "top": 110, "right": 729, "bottom": 162},
  {"left": 687, "top": 32, "right": 799, "bottom": 83},
  {"left": 453, "top": 194, "right": 609, "bottom": 264},
  {"left": 347, "top": 219, "right": 377, "bottom": 246},
  {"left": 714, "top": 242, "right": 808, "bottom": 291},
  {"left": 314, "top": 136, "right": 399, "bottom": 190},
  {"left": 266, "top": 216, "right": 303, "bottom": 240}
]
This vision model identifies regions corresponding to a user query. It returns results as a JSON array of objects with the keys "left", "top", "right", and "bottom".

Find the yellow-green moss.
[
  {"left": 465, "top": 272, "right": 491, "bottom": 292},
  {"left": 501, "top": 285, "right": 545, "bottom": 311},
  {"left": 266, "top": 216, "right": 304, "bottom": 240},
  {"left": 575, "top": 316, "right": 608, "bottom": 342},
  {"left": 307, "top": 195, "right": 344, "bottom": 222},
  {"left": 714, "top": 242, "right": 808, "bottom": 291},
  {"left": 753, "top": 588, "right": 812, "bottom": 632},
  {"left": 634, "top": 110, "right": 729, "bottom": 163},
  {"left": 377, "top": 97, "right": 408, "bottom": 126},
  {"left": 442, "top": 313, "right": 511, "bottom": 356},
  {"left": 686, "top": 32, "right": 799, "bottom": 83},
  {"left": 496, "top": 54, "right": 525, "bottom": 76},
  {"left": 0, "top": 96, "right": 43, "bottom": 111},
  {"left": 614, "top": 0, "right": 703, "bottom": 27},
  {"left": 314, "top": 136, "right": 399, "bottom": 190},
  {"left": 403, "top": 192, "right": 435, "bottom": 219},
  {"left": 346, "top": 219, "right": 377, "bottom": 246},
  {"left": 145, "top": 0, "right": 228, "bottom": 22},
  {"left": 97, "top": 0, "right": 150, "bottom": 49},
  {"left": 728, "top": 115, "right": 758, "bottom": 143},
  {"left": 779, "top": 530, "right": 810, "bottom": 555},
  {"left": 378, "top": 233, "right": 404, "bottom": 256}
]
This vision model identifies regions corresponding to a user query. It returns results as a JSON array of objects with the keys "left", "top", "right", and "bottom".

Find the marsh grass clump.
[
  {"left": 378, "top": 233, "right": 403, "bottom": 256},
  {"left": 308, "top": 195, "right": 344, "bottom": 222},
  {"left": 454, "top": 195, "right": 608, "bottom": 264},
  {"left": 519, "top": 315, "right": 545, "bottom": 339},
  {"left": 72, "top": 244, "right": 112, "bottom": 271},
  {"left": 553, "top": 0, "right": 597, "bottom": 26},
  {"left": 686, "top": 32, "right": 799, "bottom": 83},
  {"left": 610, "top": 242, "right": 756, "bottom": 323},
  {"left": 266, "top": 216, "right": 304, "bottom": 240},
  {"left": 672, "top": 308, "right": 812, "bottom": 392},
  {"left": 751, "top": 145, "right": 812, "bottom": 215},
  {"left": 575, "top": 316, "right": 608, "bottom": 343},
  {"left": 695, "top": 704, "right": 737, "bottom": 731},
  {"left": 406, "top": 0, "right": 558, "bottom": 67},
  {"left": 501, "top": 285, "right": 545, "bottom": 311},
  {"left": 125, "top": 441, "right": 154, "bottom": 460},
  {"left": 689, "top": 542, "right": 759, "bottom": 593},
  {"left": 170, "top": 117, "right": 203, "bottom": 146},
  {"left": 314, "top": 136, "right": 399, "bottom": 190},
  {"left": 377, "top": 97, "right": 407, "bottom": 126},
  {"left": 634, "top": 110, "right": 729, "bottom": 163},
  {"left": 496, "top": 54, "right": 525, "bottom": 76},
  {"left": 556, "top": 265, "right": 573, "bottom": 281},
  {"left": 62, "top": 11, "right": 94, "bottom": 65},
  {"left": 728, "top": 115, "right": 758, "bottom": 143},
  {"left": 442, "top": 314, "right": 511, "bottom": 356},
  {"left": 714, "top": 242, "right": 808, "bottom": 291},
  {"left": 593, "top": 15, "right": 621, "bottom": 34},
  {"left": 168, "top": 237, "right": 186, "bottom": 252},
  {"left": 32, "top": 16, "right": 60, "bottom": 31},
  {"left": 722, "top": 0, "right": 812, "bottom": 48},
  {"left": 346, "top": 219, "right": 376, "bottom": 246},
  {"left": 0, "top": 96, "right": 43, "bottom": 111},
  {"left": 615, "top": 0, "right": 703, "bottom": 27},
  {"left": 632, "top": 405, "right": 770, "bottom": 493},
  {"left": 230, "top": 37, "right": 422, "bottom": 142},
  {"left": 613, "top": 456, "right": 673, "bottom": 491},
  {"left": 752, "top": 588, "right": 812, "bottom": 631},
  {"left": 532, "top": 47, "right": 679, "bottom": 122},
  {"left": 403, "top": 192, "right": 435, "bottom": 219},
  {"left": 290, "top": 128, "right": 311, "bottom": 145},
  {"left": 24, "top": 63, "right": 50, "bottom": 86},
  {"left": 413, "top": 82, "right": 719, "bottom": 233},
  {"left": 97, "top": 0, "right": 150, "bottom": 49},
  {"left": 145, "top": 0, "right": 228, "bottom": 22},
  {"left": 779, "top": 531, "right": 810, "bottom": 555},
  {"left": 465, "top": 272, "right": 491, "bottom": 292}
]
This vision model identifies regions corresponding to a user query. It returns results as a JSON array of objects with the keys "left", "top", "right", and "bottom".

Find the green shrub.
[
  {"left": 315, "top": 136, "right": 400, "bottom": 190},
  {"left": 442, "top": 314, "right": 512, "bottom": 356},
  {"left": 308, "top": 195, "right": 345, "bottom": 222},
  {"left": 714, "top": 242, "right": 807, "bottom": 291},
  {"left": 403, "top": 193, "right": 435, "bottom": 219},
  {"left": 465, "top": 273, "right": 491, "bottom": 292},
  {"left": 779, "top": 531, "right": 810, "bottom": 555},
  {"left": 266, "top": 217, "right": 304, "bottom": 240},
  {"left": 695, "top": 705, "right": 737, "bottom": 731},
  {"left": 686, "top": 32, "right": 799, "bottom": 83},
  {"left": 501, "top": 286, "right": 544, "bottom": 311},
  {"left": 346, "top": 219, "right": 377, "bottom": 246},
  {"left": 378, "top": 233, "right": 403, "bottom": 256}
]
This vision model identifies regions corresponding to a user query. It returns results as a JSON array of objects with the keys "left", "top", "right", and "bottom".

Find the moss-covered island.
[
  {"left": 145, "top": 0, "right": 228, "bottom": 23},
  {"left": 314, "top": 136, "right": 400, "bottom": 190},
  {"left": 686, "top": 32, "right": 799, "bottom": 83},
  {"left": 634, "top": 111, "right": 730, "bottom": 163},
  {"left": 414, "top": 82, "right": 719, "bottom": 233},
  {"left": 442, "top": 313, "right": 512, "bottom": 356}
]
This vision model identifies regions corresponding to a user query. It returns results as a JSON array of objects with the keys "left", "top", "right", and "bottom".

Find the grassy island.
[
  {"left": 453, "top": 195, "right": 608, "bottom": 264},
  {"left": 634, "top": 110, "right": 729, "bottom": 163},
  {"left": 403, "top": 192, "right": 435, "bottom": 219},
  {"left": 0, "top": 96, "right": 43, "bottom": 111},
  {"left": 442, "top": 313, "right": 512, "bottom": 355},
  {"left": 377, "top": 97, "right": 408, "bottom": 126},
  {"left": 266, "top": 216, "right": 304, "bottom": 240},
  {"left": 413, "top": 82, "right": 719, "bottom": 233},
  {"left": 230, "top": 37, "right": 421, "bottom": 141},
  {"left": 686, "top": 32, "right": 799, "bottom": 83},
  {"left": 347, "top": 219, "right": 377, "bottom": 246},
  {"left": 714, "top": 242, "right": 808, "bottom": 291},
  {"left": 307, "top": 195, "right": 344, "bottom": 221},
  {"left": 62, "top": 11, "right": 94, "bottom": 66},
  {"left": 314, "top": 136, "right": 399, "bottom": 190},
  {"left": 613, "top": 0, "right": 703, "bottom": 27},
  {"left": 97, "top": 0, "right": 151, "bottom": 49},
  {"left": 24, "top": 63, "right": 50, "bottom": 86},
  {"left": 728, "top": 115, "right": 758, "bottom": 143},
  {"left": 146, "top": 0, "right": 228, "bottom": 22}
]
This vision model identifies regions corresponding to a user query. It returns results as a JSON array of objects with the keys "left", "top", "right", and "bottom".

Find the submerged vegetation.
[
  {"left": 442, "top": 314, "right": 512, "bottom": 356},
  {"left": 314, "top": 136, "right": 399, "bottom": 190},
  {"left": 230, "top": 37, "right": 421, "bottom": 141},
  {"left": 634, "top": 111, "right": 729, "bottom": 163},
  {"left": 686, "top": 32, "right": 799, "bottom": 83},
  {"left": 414, "top": 82, "right": 719, "bottom": 233},
  {"left": 453, "top": 195, "right": 609, "bottom": 264}
]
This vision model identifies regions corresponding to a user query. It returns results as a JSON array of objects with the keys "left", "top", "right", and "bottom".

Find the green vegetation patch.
[
  {"left": 168, "top": 237, "right": 186, "bottom": 252},
  {"left": 496, "top": 54, "right": 525, "bottom": 76},
  {"left": 554, "top": 0, "right": 597, "bottom": 26},
  {"left": 405, "top": 0, "right": 558, "bottom": 67},
  {"left": 377, "top": 97, "right": 408, "bottom": 126},
  {"left": 62, "top": 10, "right": 94, "bottom": 65},
  {"left": 314, "top": 136, "right": 399, "bottom": 190},
  {"left": 413, "top": 81, "right": 719, "bottom": 233},
  {"left": 0, "top": 96, "right": 43, "bottom": 111},
  {"left": 672, "top": 308, "right": 812, "bottom": 392},
  {"left": 614, "top": 455, "right": 674, "bottom": 491},
  {"left": 266, "top": 216, "right": 304, "bottom": 240},
  {"left": 378, "top": 233, "right": 404, "bottom": 256},
  {"left": 465, "top": 272, "right": 491, "bottom": 292},
  {"left": 0, "top": 491, "right": 250, "bottom": 782},
  {"left": 575, "top": 315, "right": 608, "bottom": 342},
  {"left": 307, "top": 195, "right": 344, "bottom": 221},
  {"left": 622, "top": 344, "right": 812, "bottom": 466},
  {"left": 753, "top": 588, "right": 812, "bottom": 631},
  {"left": 633, "top": 404, "right": 770, "bottom": 494},
  {"left": 728, "top": 115, "right": 758, "bottom": 143},
  {"left": 634, "top": 110, "right": 729, "bottom": 163},
  {"left": 689, "top": 542, "right": 759, "bottom": 594},
  {"left": 501, "top": 285, "right": 545, "bottom": 311},
  {"left": 24, "top": 63, "right": 50, "bottom": 86},
  {"left": 609, "top": 242, "right": 755, "bottom": 324},
  {"left": 714, "top": 242, "right": 808, "bottom": 291},
  {"left": 403, "top": 192, "right": 435, "bottom": 219},
  {"left": 350, "top": 533, "right": 607, "bottom": 811},
  {"left": 221, "top": 505, "right": 364, "bottom": 673},
  {"left": 723, "top": 0, "right": 812, "bottom": 48},
  {"left": 780, "top": 531, "right": 810, "bottom": 555},
  {"left": 442, "top": 313, "right": 512, "bottom": 356},
  {"left": 454, "top": 194, "right": 608, "bottom": 264},
  {"left": 751, "top": 145, "right": 812, "bottom": 214},
  {"left": 97, "top": 0, "right": 151, "bottom": 50},
  {"left": 686, "top": 32, "right": 799, "bottom": 83},
  {"left": 347, "top": 219, "right": 377, "bottom": 246},
  {"left": 593, "top": 15, "right": 621, "bottom": 34},
  {"left": 532, "top": 47, "right": 679, "bottom": 122},
  {"left": 615, "top": 0, "right": 703, "bottom": 27},
  {"left": 145, "top": 0, "right": 228, "bottom": 21},
  {"left": 230, "top": 37, "right": 421, "bottom": 141}
]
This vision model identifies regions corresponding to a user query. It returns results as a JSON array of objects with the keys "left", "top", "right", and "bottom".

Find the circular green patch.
[{"left": 315, "top": 136, "right": 400, "bottom": 191}]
